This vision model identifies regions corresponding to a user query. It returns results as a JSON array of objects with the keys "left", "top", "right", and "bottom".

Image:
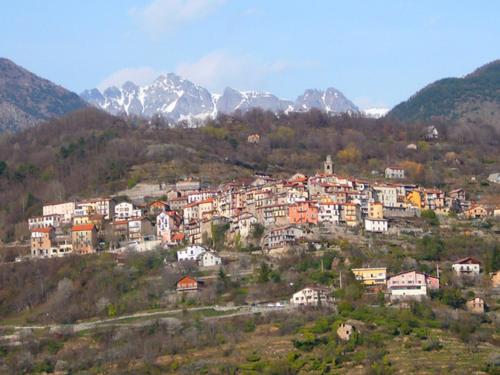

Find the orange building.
[
  {"left": 176, "top": 275, "right": 203, "bottom": 292},
  {"left": 289, "top": 201, "right": 318, "bottom": 225},
  {"left": 31, "top": 227, "right": 56, "bottom": 257},
  {"left": 71, "top": 224, "right": 98, "bottom": 254}
]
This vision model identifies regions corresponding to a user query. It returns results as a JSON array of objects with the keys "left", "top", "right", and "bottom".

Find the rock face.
[
  {"left": 81, "top": 74, "right": 359, "bottom": 122},
  {"left": 388, "top": 60, "right": 500, "bottom": 127},
  {"left": 0, "top": 58, "right": 88, "bottom": 132}
]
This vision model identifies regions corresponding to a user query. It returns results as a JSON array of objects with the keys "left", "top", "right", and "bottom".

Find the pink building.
[{"left": 387, "top": 270, "right": 439, "bottom": 300}]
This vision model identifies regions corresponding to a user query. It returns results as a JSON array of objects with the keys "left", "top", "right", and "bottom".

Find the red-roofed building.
[
  {"left": 176, "top": 275, "right": 204, "bottom": 292},
  {"left": 71, "top": 224, "right": 98, "bottom": 254}
]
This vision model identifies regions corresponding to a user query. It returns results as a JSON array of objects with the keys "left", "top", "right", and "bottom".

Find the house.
[
  {"left": 290, "top": 287, "right": 331, "bottom": 306},
  {"left": 31, "top": 227, "right": 56, "bottom": 257},
  {"left": 367, "top": 202, "right": 384, "bottom": 219},
  {"left": 385, "top": 167, "right": 405, "bottom": 179},
  {"left": 425, "top": 125, "right": 439, "bottom": 140},
  {"left": 128, "top": 217, "right": 154, "bottom": 241},
  {"left": 465, "top": 297, "right": 485, "bottom": 314},
  {"left": 318, "top": 201, "right": 341, "bottom": 224},
  {"left": 364, "top": 218, "right": 388, "bottom": 233},
  {"left": 28, "top": 214, "right": 64, "bottom": 230},
  {"left": 176, "top": 275, "right": 204, "bottom": 292},
  {"left": 406, "top": 143, "right": 417, "bottom": 150},
  {"left": 77, "top": 197, "right": 115, "bottom": 220},
  {"left": 289, "top": 201, "right": 318, "bottom": 225},
  {"left": 463, "top": 205, "right": 488, "bottom": 219},
  {"left": 232, "top": 212, "right": 258, "bottom": 239},
  {"left": 43, "top": 201, "right": 76, "bottom": 223},
  {"left": 341, "top": 203, "right": 361, "bottom": 227},
  {"left": 452, "top": 257, "right": 481, "bottom": 276},
  {"left": 177, "top": 245, "right": 206, "bottom": 262},
  {"left": 156, "top": 211, "right": 180, "bottom": 242},
  {"left": 114, "top": 202, "right": 142, "bottom": 219},
  {"left": 337, "top": 322, "right": 356, "bottom": 341},
  {"left": 352, "top": 267, "right": 387, "bottom": 285},
  {"left": 199, "top": 251, "right": 222, "bottom": 267},
  {"left": 373, "top": 185, "right": 398, "bottom": 208},
  {"left": 169, "top": 196, "right": 188, "bottom": 212},
  {"left": 263, "top": 226, "right": 304, "bottom": 250},
  {"left": 387, "top": 271, "right": 439, "bottom": 301},
  {"left": 247, "top": 133, "right": 260, "bottom": 144},
  {"left": 71, "top": 224, "right": 98, "bottom": 254},
  {"left": 148, "top": 200, "right": 170, "bottom": 215}
]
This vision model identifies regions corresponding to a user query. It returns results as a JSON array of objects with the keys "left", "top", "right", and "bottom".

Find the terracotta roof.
[
  {"left": 453, "top": 257, "right": 481, "bottom": 265},
  {"left": 71, "top": 224, "right": 95, "bottom": 232}
]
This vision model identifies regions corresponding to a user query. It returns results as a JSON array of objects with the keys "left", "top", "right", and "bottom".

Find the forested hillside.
[
  {"left": 0, "top": 107, "right": 499, "bottom": 242},
  {"left": 389, "top": 60, "right": 500, "bottom": 126}
]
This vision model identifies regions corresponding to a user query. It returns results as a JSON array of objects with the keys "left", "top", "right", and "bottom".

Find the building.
[
  {"left": 28, "top": 214, "right": 64, "bottom": 230},
  {"left": 31, "top": 227, "right": 56, "bottom": 257},
  {"left": 367, "top": 202, "right": 384, "bottom": 219},
  {"left": 337, "top": 323, "right": 357, "bottom": 341},
  {"left": 373, "top": 185, "right": 398, "bottom": 208},
  {"left": 199, "top": 251, "right": 222, "bottom": 267},
  {"left": 341, "top": 203, "right": 361, "bottom": 227},
  {"left": 364, "top": 218, "right": 388, "bottom": 233},
  {"left": 487, "top": 173, "right": 500, "bottom": 184},
  {"left": 290, "top": 287, "right": 331, "bottom": 306},
  {"left": 289, "top": 201, "right": 318, "bottom": 225},
  {"left": 465, "top": 297, "right": 485, "bottom": 314},
  {"left": 71, "top": 224, "right": 98, "bottom": 254},
  {"left": 385, "top": 167, "right": 405, "bottom": 179},
  {"left": 352, "top": 267, "right": 387, "bottom": 285},
  {"left": 463, "top": 205, "right": 488, "bottom": 219},
  {"left": 263, "top": 226, "right": 304, "bottom": 249},
  {"left": 324, "top": 155, "right": 334, "bottom": 174},
  {"left": 43, "top": 201, "right": 76, "bottom": 223},
  {"left": 177, "top": 245, "right": 206, "bottom": 262},
  {"left": 452, "top": 257, "right": 481, "bottom": 276},
  {"left": 78, "top": 198, "right": 115, "bottom": 220},
  {"left": 387, "top": 271, "right": 439, "bottom": 300},
  {"left": 247, "top": 133, "right": 260, "bottom": 144},
  {"left": 128, "top": 217, "right": 154, "bottom": 241},
  {"left": 114, "top": 202, "right": 142, "bottom": 219},
  {"left": 318, "top": 202, "right": 341, "bottom": 224},
  {"left": 176, "top": 275, "right": 203, "bottom": 292}
]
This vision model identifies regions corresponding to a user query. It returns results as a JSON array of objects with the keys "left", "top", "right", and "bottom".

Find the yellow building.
[
  {"left": 405, "top": 190, "right": 423, "bottom": 208},
  {"left": 352, "top": 267, "right": 387, "bottom": 285},
  {"left": 368, "top": 202, "right": 384, "bottom": 219}
]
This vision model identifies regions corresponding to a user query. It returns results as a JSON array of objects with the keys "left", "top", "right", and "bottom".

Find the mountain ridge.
[
  {"left": 388, "top": 59, "right": 500, "bottom": 126},
  {"left": 81, "top": 73, "right": 360, "bottom": 122},
  {"left": 0, "top": 57, "right": 89, "bottom": 132}
]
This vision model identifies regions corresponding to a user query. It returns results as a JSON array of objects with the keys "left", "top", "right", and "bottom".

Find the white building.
[
  {"left": 387, "top": 271, "right": 439, "bottom": 301},
  {"left": 290, "top": 287, "right": 331, "bottom": 306},
  {"left": 43, "top": 202, "right": 76, "bottom": 223},
  {"left": 114, "top": 202, "right": 142, "bottom": 219},
  {"left": 199, "top": 251, "right": 222, "bottom": 267},
  {"left": 28, "top": 214, "right": 64, "bottom": 230},
  {"left": 318, "top": 202, "right": 341, "bottom": 224},
  {"left": 452, "top": 257, "right": 481, "bottom": 276},
  {"left": 385, "top": 167, "right": 405, "bottom": 179},
  {"left": 373, "top": 185, "right": 398, "bottom": 208},
  {"left": 177, "top": 245, "right": 206, "bottom": 262},
  {"left": 77, "top": 198, "right": 115, "bottom": 220},
  {"left": 364, "top": 218, "right": 388, "bottom": 233}
]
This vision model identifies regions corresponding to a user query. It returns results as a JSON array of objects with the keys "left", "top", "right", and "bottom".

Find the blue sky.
[{"left": 1, "top": 0, "right": 499, "bottom": 109}]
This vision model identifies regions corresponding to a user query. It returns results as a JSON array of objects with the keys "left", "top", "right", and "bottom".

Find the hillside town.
[
  {"left": 24, "top": 156, "right": 500, "bottom": 308},
  {"left": 28, "top": 156, "right": 498, "bottom": 260}
]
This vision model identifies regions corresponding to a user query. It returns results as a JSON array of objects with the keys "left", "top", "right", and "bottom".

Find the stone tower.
[{"left": 324, "top": 155, "right": 334, "bottom": 174}]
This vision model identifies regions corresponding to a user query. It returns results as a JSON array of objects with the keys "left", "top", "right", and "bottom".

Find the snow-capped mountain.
[
  {"left": 361, "top": 107, "right": 390, "bottom": 119},
  {"left": 81, "top": 74, "right": 359, "bottom": 122}
]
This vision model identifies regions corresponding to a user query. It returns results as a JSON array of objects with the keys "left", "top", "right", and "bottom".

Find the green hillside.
[{"left": 389, "top": 60, "right": 500, "bottom": 126}]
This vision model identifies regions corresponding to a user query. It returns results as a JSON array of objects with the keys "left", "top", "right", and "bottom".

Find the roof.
[
  {"left": 31, "top": 227, "right": 54, "bottom": 233},
  {"left": 453, "top": 256, "right": 481, "bottom": 265},
  {"left": 388, "top": 270, "right": 438, "bottom": 279},
  {"left": 71, "top": 224, "right": 95, "bottom": 232}
]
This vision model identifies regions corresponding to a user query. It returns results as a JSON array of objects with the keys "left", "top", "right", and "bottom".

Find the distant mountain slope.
[
  {"left": 389, "top": 60, "right": 500, "bottom": 125},
  {"left": 0, "top": 58, "right": 88, "bottom": 132},
  {"left": 81, "top": 74, "right": 359, "bottom": 121}
]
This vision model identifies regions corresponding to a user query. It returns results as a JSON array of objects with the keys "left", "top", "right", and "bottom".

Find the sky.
[{"left": 1, "top": 1, "right": 499, "bottom": 109}]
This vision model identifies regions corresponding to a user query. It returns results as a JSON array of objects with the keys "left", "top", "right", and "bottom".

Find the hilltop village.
[{"left": 25, "top": 156, "right": 500, "bottom": 305}]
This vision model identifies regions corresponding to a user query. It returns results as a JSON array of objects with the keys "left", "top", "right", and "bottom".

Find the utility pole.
[
  {"left": 339, "top": 271, "right": 343, "bottom": 288},
  {"left": 436, "top": 263, "right": 440, "bottom": 279}
]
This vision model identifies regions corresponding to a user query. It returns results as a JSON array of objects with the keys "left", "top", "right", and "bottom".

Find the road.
[{"left": 0, "top": 303, "right": 294, "bottom": 336}]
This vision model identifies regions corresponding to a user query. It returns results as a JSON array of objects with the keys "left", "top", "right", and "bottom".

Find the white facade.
[
  {"left": 177, "top": 245, "right": 206, "bottom": 262},
  {"left": 364, "top": 218, "right": 388, "bottom": 233},
  {"left": 78, "top": 198, "right": 115, "bottom": 220},
  {"left": 43, "top": 202, "right": 76, "bottom": 223},
  {"left": 318, "top": 203, "right": 341, "bottom": 224},
  {"left": 385, "top": 167, "right": 405, "bottom": 179},
  {"left": 114, "top": 202, "right": 142, "bottom": 219},
  {"left": 452, "top": 263, "right": 480, "bottom": 275},
  {"left": 199, "top": 251, "right": 222, "bottom": 267},
  {"left": 290, "top": 287, "right": 331, "bottom": 306},
  {"left": 373, "top": 186, "right": 398, "bottom": 208},
  {"left": 28, "top": 214, "right": 64, "bottom": 230}
]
